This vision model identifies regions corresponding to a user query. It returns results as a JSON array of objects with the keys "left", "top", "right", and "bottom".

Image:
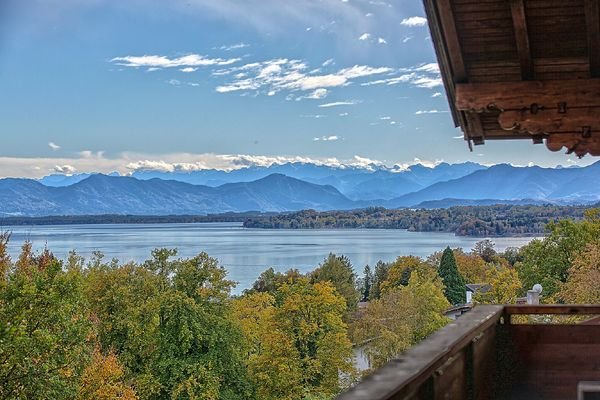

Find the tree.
[
  {"left": 277, "top": 279, "right": 355, "bottom": 397},
  {"left": 517, "top": 210, "right": 600, "bottom": 299},
  {"left": 361, "top": 265, "right": 372, "bottom": 302},
  {"left": 233, "top": 292, "right": 303, "bottom": 400},
  {"left": 352, "top": 269, "right": 450, "bottom": 369},
  {"left": 85, "top": 250, "right": 254, "bottom": 400},
  {"left": 559, "top": 241, "right": 600, "bottom": 303},
  {"left": 0, "top": 250, "right": 92, "bottom": 399},
  {"left": 453, "top": 250, "right": 489, "bottom": 284},
  {"left": 311, "top": 253, "right": 360, "bottom": 313},
  {"left": 78, "top": 348, "right": 137, "bottom": 400},
  {"left": 439, "top": 247, "right": 466, "bottom": 305},
  {"left": 474, "top": 267, "right": 522, "bottom": 304},
  {"left": 248, "top": 267, "right": 303, "bottom": 295},
  {"left": 380, "top": 256, "right": 425, "bottom": 294},
  {"left": 472, "top": 239, "right": 497, "bottom": 263},
  {"left": 368, "top": 261, "right": 390, "bottom": 301}
]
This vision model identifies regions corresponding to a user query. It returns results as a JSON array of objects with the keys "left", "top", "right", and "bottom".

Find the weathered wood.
[
  {"left": 508, "top": 324, "right": 600, "bottom": 400},
  {"left": 437, "top": 0, "right": 468, "bottom": 82},
  {"left": 509, "top": 0, "right": 534, "bottom": 79},
  {"left": 337, "top": 306, "right": 503, "bottom": 400},
  {"left": 546, "top": 133, "right": 600, "bottom": 157},
  {"left": 455, "top": 79, "right": 600, "bottom": 111},
  {"left": 585, "top": 0, "right": 600, "bottom": 76},
  {"left": 504, "top": 304, "right": 600, "bottom": 315},
  {"left": 497, "top": 107, "right": 600, "bottom": 134}
]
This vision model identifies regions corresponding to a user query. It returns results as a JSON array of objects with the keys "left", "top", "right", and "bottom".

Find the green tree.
[
  {"left": 0, "top": 246, "right": 92, "bottom": 399},
  {"left": 559, "top": 241, "right": 600, "bottom": 303},
  {"left": 311, "top": 253, "right": 359, "bottom": 313},
  {"left": 474, "top": 267, "right": 522, "bottom": 304},
  {"left": 380, "top": 256, "right": 425, "bottom": 293},
  {"left": 439, "top": 247, "right": 466, "bottom": 305},
  {"left": 517, "top": 209, "right": 600, "bottom": 299},
  {"left": 368, "top": 260, "right": 390, "bottom": 301},
  {"left": 361, "top": 265, "right": 372, "bottom": 302}
]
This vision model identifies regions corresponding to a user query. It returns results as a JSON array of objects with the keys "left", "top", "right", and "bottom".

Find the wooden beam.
[
  {"left": 455, "top": 79, "right": 600, "bottom": 111},
  {"left": 504, "top": 305, "right": 600, "bottom": 315},
  {"left": 437, "top": 0, "right": 467, "bottom": 83},
  {"left": 509, "top": 0, "right": 534, "bottom": 80},
  {"left": 585, "top": 0, "right": 600, "bottom": 77},
  {"left": 547, "top": 133, "right": 600, "bottom": 157},
  {"left": 498, "top": 107, "right": 600, "bottom": 134}
]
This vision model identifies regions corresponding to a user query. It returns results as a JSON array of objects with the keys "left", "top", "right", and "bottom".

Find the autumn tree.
[
  {"left": 78, "top": 348, "right": 137, "bottom": 400},
  {"left": 439, "top": 247, "right": 466, "bottom": 305},
  {"left": 472, "top": 239, "right": 497, "bottom": 263},
  {"left": 474, "top": 267, "right": 522, "bottom": 304},
  {"left": 276, "top": 279, "right": 355, "bottom": 396},
  {"left": 380, "top": 256, "right": 426, "bottom": 294},
  {"left": 352, "top": 268, "right": 450, "bottom": 369},
  {"left": 311, "top": 253, "right": 360, "bottom": 313},
  {"left": 233, "top": 292, "right": 303, "bottom": 400},
  {"left": 559, "top": 241, "right": 600, "bottom": 303}
]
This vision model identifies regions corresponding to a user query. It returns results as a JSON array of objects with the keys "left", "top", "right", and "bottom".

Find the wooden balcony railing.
[{"left": 338, "top": 305, "right": 600, "bottom": 400}]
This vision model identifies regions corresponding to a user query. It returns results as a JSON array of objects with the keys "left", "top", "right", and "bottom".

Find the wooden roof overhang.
[{"left": 423, "top": 0, "right": 600, "bottom": 157}]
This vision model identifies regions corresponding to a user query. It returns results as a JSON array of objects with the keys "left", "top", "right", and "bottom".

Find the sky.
[{"left": 0, "top": 0, "right": 595, "bottom": 178}]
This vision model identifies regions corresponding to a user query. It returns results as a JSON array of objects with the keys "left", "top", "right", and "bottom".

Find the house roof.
[
  {"left": 423, "top": 0, "right": 600, "bottom": 157},
  {"left": 466, "top": 283, "right": 491, "bottom": 293}
]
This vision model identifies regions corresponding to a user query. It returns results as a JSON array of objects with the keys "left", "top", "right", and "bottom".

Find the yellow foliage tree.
[
  {"left": 473, "top": 267, "right": 522, "bottom": 304},
  {"left": 380, "top": 256, "right": 425, "bottom": 294},
  {"left": 78, "top": 349, "right": 137, "bottom": 400},
  {"left": 559, "top": 241, "right": 600, "bottom": 303},
  {"left": 352, "top": 269, "right": 450, "bottom": 370}
]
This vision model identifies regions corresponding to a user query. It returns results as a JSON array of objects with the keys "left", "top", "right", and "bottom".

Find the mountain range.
[{"left": 1, "top": 161, "right": 598, "bottom": 217}]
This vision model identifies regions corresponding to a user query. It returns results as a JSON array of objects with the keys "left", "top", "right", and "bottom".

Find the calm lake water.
[{"left": 5, "top": 222, "right": 535, "bottom": 293}]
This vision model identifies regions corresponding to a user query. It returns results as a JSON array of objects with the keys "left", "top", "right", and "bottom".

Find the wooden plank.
[
  {"left": 437, "top": 0, "right": 468, "bottom": 82},
  {"left": 455, "top": 79, "right": 600, "bottom": 111},
  {"left": 510, "top": 0, "right": 534, "bottom": 79},
  {"left": 504, "top": 304, "right": 600, "bottom": 315},
  {"left": 337, "top": 306, "right": 503, "bottom": 400},
  {"left": 585, "top": 0, "right": 600, "bottom": 76}
]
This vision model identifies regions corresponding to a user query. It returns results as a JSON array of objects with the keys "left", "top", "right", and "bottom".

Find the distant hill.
[
  {"left": 0, "top": 174, "right": 357, "bottom": 217},
  {"left": 386, "top": 162, "right": 600, "bottom": 208}
]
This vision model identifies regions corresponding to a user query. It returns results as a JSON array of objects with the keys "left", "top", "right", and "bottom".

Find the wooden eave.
[{"left": 423, "top": 0, "right": 600, "bottom": 157}]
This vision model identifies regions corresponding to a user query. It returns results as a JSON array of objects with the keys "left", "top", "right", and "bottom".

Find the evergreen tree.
[
  {"left": 369, "top": 261, "right": 390, "bottom": 301},
  {"left": 362, "top": 265, "right": 372, "bottom": 301},
  {"left": 438, "top": 247, "right": 466, "bottom": 305}
]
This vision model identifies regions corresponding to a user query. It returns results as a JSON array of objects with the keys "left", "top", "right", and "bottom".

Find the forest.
[
  {"left": 243, "top": 204, "right": 591, "bottom": 236},
  {"left": 1, "top": 209, "right": 599, "bottom": 399}
]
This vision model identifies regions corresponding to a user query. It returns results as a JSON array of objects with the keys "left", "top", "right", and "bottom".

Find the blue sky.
[{"left": 0, "top": 0, "right": 594, "bottom": 178}]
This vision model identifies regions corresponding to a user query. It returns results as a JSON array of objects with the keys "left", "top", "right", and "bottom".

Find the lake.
[{"left": 4, "top": 222, "right": 535, "bottom": 292}]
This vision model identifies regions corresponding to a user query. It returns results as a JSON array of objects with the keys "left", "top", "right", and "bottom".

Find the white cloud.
[
  {"left": 313, "top": 135, "right": 340, "bottom": 141},
  {"left": 322, "top": 58, "right": 334, "bottom": 67},
  {"left": 218, "top": 43, "right": 250, "bottom": 51},
  {"left": 180, "top": 67, "right": 198, "bottom": 73},
  {"left": 215, "top": 59, "right": 392, "bottom": 96},
  {"left": 361, "top": 62, "right": 442, "bottom": 89},
  {"left": 431, "top": 92, "right": 442, "bottom": 98},
  {"left": 377, "top": 37, "right": 387, "bottom": 44},
  {"left": 400, "top": 16, "right": 427, "bottom": 27},
  {"left": 402, "top": 36, "right": 412, "bottom": 43},
  {"left": 318, "top": 100, "right": 358, "bottom": 108},
  {"left": 415, "top": 109, "right": 448, "bottom": 115},
  {"left": 380, "top": 116, "right": 391, "bottom": 120},
  {"left": 339, "top": 112, "right": 349, "bottom": 116},
  {"left": 48, "top": 142, "right": 61, "bottom": 151},
  {"left": 305, "top": 88, "right": 329, "bottom": 99},
  {"left": 53, "top": 164, "right": 76, "bottom": 175},
  {"left": 358, "top": 33, "right": 371, "bottom": 41},
  {"left": 111, "top": 54, "right": 240, "bottom": 69},
  {"left": 167, "top": 79, "right": 181, "bottom": 86}
]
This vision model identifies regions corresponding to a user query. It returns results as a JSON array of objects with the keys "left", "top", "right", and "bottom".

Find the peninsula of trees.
[{"left": 243, "top": 204, "right": 591, "bottom": 236}]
